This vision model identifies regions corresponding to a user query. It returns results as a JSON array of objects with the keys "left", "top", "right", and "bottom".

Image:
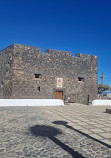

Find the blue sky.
[{"left": 0, "top": 0, "right": 111, "bottom": 85}]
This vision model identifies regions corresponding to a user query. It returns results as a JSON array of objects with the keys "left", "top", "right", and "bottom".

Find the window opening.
[
  {"left": 34, "top": 74, "right": 41, "bottom": 78},
  {"left": 38, "top": 86, "right": 40, "bottom": 91},
  {"left": 78, "top": 77, "right": 84, "bottom": 82}
]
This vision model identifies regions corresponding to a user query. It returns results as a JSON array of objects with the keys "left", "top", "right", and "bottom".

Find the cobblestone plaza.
[{"left": 0, "top": 104, "right": 111, "bottom": 158}]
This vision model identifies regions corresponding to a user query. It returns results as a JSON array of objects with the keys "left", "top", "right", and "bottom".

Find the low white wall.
[
  {"left": 92, "top": 99, "right": 111, "bottom": 106},
  {"left": 0, "top": 99, "right": 64, "bottom": 106}
]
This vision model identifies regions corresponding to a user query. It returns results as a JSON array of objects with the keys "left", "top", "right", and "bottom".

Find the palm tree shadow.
[
  {"left": 29, "top": 125, "right": 85, "bottom": 158},
  {"left": 52, "top": 121, "right": 111, "bottom": 149}
]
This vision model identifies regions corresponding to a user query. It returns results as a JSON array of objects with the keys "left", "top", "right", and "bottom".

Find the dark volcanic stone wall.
[
  {"left": 0, "top": 45, "right": 13, "bottom": 98},
  {"left": 0, "top": 44, "right": 98, "bottom": 104}
]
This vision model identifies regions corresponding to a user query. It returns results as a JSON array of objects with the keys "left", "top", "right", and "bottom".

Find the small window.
[
  {"left": 34, "top": 74, "right": 41, "bottom": 78},
  {"left": 78, "top": 77, "right": 84, "bottom": 82},
  {"left": 38, "top": 86, "right": 40, "bottom": 91}
]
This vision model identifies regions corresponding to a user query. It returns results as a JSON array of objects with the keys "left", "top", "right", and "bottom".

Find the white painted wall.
[
  {"left": 0, "top": 99, "right": 64, "bottom": 106},
  {"left": 92, "top": 99, "right": 111, "bottom": 106}
]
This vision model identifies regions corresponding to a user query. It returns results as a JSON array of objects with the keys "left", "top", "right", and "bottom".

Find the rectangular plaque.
[{"left": 57, "top": 78, "right": 63, "bottom": 88}]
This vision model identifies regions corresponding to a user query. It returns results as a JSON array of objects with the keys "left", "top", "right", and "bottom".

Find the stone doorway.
[{"left": 55, "top": 91, "right": 63, "bottom": 99}]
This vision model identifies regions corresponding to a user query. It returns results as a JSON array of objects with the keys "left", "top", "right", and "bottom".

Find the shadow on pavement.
[
  {"left": 52, "top": 121, "right": 111, "bottom": 149},
  {"left": 29, "top": 125, "right": 85, "bottom": 158}
]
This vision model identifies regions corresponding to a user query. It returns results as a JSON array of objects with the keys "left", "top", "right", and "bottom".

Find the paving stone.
[
  {"left": 89, "top": 133, "right": 104, "bottom": 140},
  {"left": 0, "top": 105, "right": 111, "bottom": 158},
  {"left": 89, "top": 128, "right": 105, "bottom": 133}
]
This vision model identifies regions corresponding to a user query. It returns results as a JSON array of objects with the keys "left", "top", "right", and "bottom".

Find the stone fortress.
[{"left": 0, "top": 44, "right": 98, "bottom": 104}]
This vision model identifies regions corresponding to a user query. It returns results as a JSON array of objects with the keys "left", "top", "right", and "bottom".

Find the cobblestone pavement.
[{"left": 0, "top": 104, "right": 111, "bottom": 158}]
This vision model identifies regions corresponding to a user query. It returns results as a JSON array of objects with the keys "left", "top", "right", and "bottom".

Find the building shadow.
[
  {"left": 52, "top": 121, "right": 111, "bottom": 149},
  {"left": 29, "top": 125, "right": 85, "bottom": 158}
]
